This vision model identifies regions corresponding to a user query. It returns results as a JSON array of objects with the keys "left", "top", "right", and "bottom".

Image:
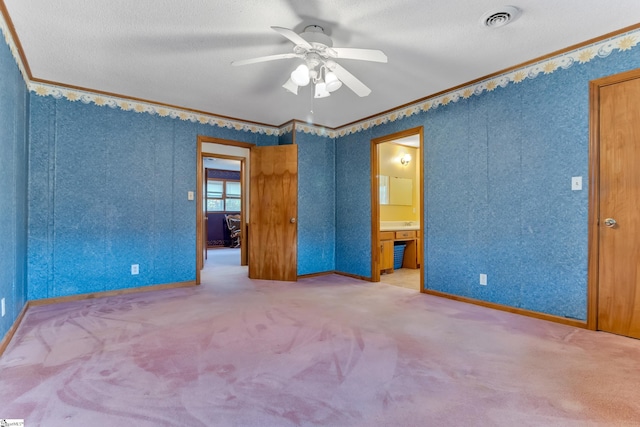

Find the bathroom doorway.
[{"left": 371, "top": 127, "right": 424, "bottom": 292}]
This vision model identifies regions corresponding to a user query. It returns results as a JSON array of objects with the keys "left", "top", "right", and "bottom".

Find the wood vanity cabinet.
[
  {"left": 380, "top": 239, "right": 394, "bottom": 272},
  {"left": 380, "top": 231, "right": 395, "bottom": 273},
  {"left": 379, "top": 230, "right": 420, "bottom": 273}
]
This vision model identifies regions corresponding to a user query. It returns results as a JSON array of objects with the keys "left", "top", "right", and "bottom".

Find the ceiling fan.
[{"left": 232, "top": 25, "right": 387, "bottom": 98}]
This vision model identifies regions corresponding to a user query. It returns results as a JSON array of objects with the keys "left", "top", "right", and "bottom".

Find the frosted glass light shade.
[
  {"left": 325, "top": 71, "right": 342, "bottom": 92},
  {"left": 291, "top": 64, "right": 310, "bottom": 86},
  {"left": 314, "top": 82, "right": 330, "bottom": 98},
  {"left": 282, "top": 78, "right": 298, "bottom": 94}
]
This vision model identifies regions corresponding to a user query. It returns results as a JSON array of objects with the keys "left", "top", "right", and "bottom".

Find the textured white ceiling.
[{"left": 4, "top": 1, "right": 640, "bottom": 128}]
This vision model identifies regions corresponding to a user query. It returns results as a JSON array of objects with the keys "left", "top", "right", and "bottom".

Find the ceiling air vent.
[{"left": 480, "top": 6, "right": 521, "bottom": 28}]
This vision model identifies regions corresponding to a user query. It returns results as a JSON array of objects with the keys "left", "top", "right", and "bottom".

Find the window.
[{"left": 207, "top": 179, "right": 241, "bottom": 212}]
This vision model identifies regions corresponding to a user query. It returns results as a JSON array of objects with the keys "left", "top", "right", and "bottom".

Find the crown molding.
[
  {"left": 28, "top": 80, "right": 282, "bottom": 136},
  {"left": 0, "top": 1, "right": 29, "bottom": 84}
]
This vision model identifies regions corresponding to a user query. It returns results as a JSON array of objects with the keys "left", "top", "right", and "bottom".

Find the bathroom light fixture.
[{"left": 400, "top": 153, "right": 411, "bottom": 165}]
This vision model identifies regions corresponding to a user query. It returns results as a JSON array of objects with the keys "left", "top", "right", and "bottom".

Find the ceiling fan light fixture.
[
  {"left": 291, "top": 64, "right": 310, "bottom": 86},
  {"left": 282, "top": 78, "right": 298, "bottom": 94},
  {"left": 233, "top": 25, "right": 386, "bottom": 98},
  {"left": 325, "top": 71, "right": 342, "bottom": 92}
]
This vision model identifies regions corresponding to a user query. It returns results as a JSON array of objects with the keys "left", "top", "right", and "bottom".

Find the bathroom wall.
[
  {"left": 379, "top": 143, "right": 419, "bottom": 222},
  {"left": 0, "top": 36, "right": 29, "bottom": 339}
]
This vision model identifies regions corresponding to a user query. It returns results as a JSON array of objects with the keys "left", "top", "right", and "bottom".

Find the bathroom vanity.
[{"left": 379, "top": 221, "right": 421, "bottom": 274}]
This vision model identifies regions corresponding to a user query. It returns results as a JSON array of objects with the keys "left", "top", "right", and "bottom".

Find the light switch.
[
  {"left": 188, "top": 191, "right": 194, "bottom": 200},
  {"left": 571, "top": 176, "right": 582, "bottom": 191}
]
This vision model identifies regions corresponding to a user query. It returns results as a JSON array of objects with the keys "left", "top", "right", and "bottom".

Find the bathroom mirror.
[
  {"left": 380, "top": 175, "right": 413, "bottom": 206},
  {"left": 379, "top": 175, "right": 389, "bottom": 205},
  {"left": 390, "top": 177, "right": 413, "bottom": 206}
]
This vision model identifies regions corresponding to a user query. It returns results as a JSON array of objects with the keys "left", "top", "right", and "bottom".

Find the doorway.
[
  {"left": 203, "top": 156, "right": 243, "bottom": 270},
  {"left": 588, "top": 68, "right": 640, "bottom": 339},
  {"left": 197, "top": 136, "right": 252, "bottom": 284},
  {"left": 371, "top": 127, "right": 424, "bottom": 291},
  {"left": 196, "top": 136, "right": 299, "bottom": 284}
]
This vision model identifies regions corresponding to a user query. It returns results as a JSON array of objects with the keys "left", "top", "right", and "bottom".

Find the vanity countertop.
[{"left": 380, "top": 221, "right": 419, "bottom": 231}]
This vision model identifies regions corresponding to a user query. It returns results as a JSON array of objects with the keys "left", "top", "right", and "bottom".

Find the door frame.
[
  {"left": 587, "top": 67, "right": 640, "bottom": 330},
  {"left": 196, "top": 135, "right": 254, "bottom": 284},
  {"left": 370, "top": 126, "right": 425, "bottom": 289}
]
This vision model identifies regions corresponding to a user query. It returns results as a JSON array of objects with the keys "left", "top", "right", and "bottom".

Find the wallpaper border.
[
  {"left": 0, "top": 5, "right": 28, "bottom": 84},
  {"left": 333, "top": 28, "right": 639, "bottom": 137},
  {"left": 1, "top": 9, "right": 638, "bottom": 139},
  {"left": 28, "top": 81, "right": 282, "bottom": 136}
]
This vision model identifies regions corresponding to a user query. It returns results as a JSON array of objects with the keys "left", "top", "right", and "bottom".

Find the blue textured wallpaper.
[
  {"left": 0, "top": 38, "right": 29, "bottom": 339},
  {"left": 278, "top": 129, "right": 294, "bottom": 146},
  {"left": 335, "top": 46, "right": 640, "bottom": 320},
  {"left": 334, "top": 128, "right": 374, "bottom": 277},
  {"left": 296, "top": 131, "right": 335, "bottom": 275},
  {"left": 28, "top": 96, "right": 277, "bottom": 300}
]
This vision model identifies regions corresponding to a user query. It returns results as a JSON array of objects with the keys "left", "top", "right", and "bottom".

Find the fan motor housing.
[{"left": 300, "top": 25, "right": 333, "bottom": 48}]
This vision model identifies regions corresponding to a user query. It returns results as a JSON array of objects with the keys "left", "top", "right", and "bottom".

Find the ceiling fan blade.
[
  {"left": 331, "top": 63, "right": 371, "bottom": 97},
  {"left": 232, "top": 53, "right": 299, "bottom": 66},
  {"left": 271, "top": 26, "right": 313, "bottom": 50},
  {"left": 331, "top": 48, "right": 388, "bottom": 63}
]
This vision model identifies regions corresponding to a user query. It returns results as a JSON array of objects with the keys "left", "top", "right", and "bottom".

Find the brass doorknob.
[
  {"left": 290, "top": 218, "right": 296, "bottom": 224},
  {"left": 604, "top": 218, "right": 617, "bottom": 228}
]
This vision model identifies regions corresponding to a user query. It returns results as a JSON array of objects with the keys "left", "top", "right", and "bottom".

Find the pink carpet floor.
[{"left": 1, "top": 249, "right": 640, "bottom": 426}]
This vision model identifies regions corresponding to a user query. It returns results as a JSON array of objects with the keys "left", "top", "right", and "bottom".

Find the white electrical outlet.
[
  {"left": 479, "top": 274, "right": 487, "bottom": 286},
  {"left": 1, "top": 298, "right": 5, "bottom": 317},
  {"left": 188, "top": 191, "right": 194, "bottom": 201},
  {"left": 131, "top": 264, "right": 139, "bottom": 275}
]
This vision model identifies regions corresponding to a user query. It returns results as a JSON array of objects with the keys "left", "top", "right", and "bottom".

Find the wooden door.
[
  {"left": 199, "top": 167, "right": 208, "bottom": 270},
  {"left": 249, "top": 145, "right": 298, "bottom": 281},
  {"left": 204, "top": 215, "right": 208, "bottom": 260},
  {"left": 203, "top": 171, "right": 208, "bottom": 262},
  {"left": 593, "top": 71, "right": 640, "bottom": 339}
]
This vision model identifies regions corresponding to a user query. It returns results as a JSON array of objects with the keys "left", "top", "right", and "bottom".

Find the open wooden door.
[
  {"left": 249, "top": 144, "right": 298, "bottom": 281},
  {"left": 203, "top": 168, "right": 208, "bottom": 264},
  {"left": 589, "top": 69, "right": 640, "bottom": 339}
]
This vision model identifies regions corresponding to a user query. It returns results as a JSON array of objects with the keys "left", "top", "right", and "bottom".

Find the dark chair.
[{"left": 225, "top": 214, "right": 241, "bottom": 248}]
